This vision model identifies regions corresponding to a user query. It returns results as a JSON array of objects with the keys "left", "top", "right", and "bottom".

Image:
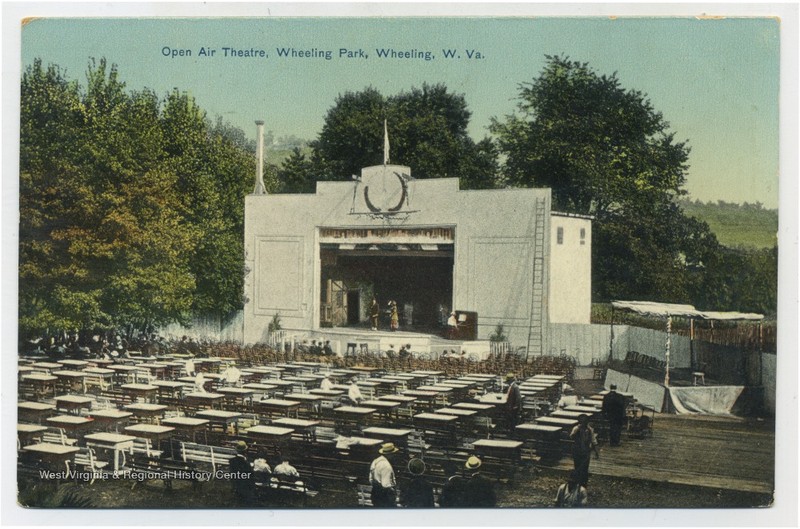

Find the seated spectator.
[
  {"left": 184, "top": 358, "right": 196, "bottom": 377},
  {"left": 186, "top": 337, "right": 201, "bottom": 356},
  {"left": 554, "top": 471, "right": 588, "bottom": 507},
  {"left": 558, "top": 386, "right": 579, "bottom": 408},
  {"left": 310, "top": 340, "right": 321, "bottom": 355},
  {"left": 177, "top": 335, "right": 191, "bottom": 356},
  {"left": 320, "top": 375, "right": 334, "bottom": 391},
  {"left": 194, "top": 372, "right": 208, "bottom": 393},
  {"left": 402, "top": 458, "right": 434, "bottom": 508},
  {"left": 273, "top": 456, "right": 300, "bottom": 480},
  {"left": 347, "top": 379, "right": 364, "bottom": 405},
  {"left": 222, "top": 364, "right": 241, "bottom": 385},
  {"left": 252, "top": 458, "right": 272, "bottom": 484},
  {"left": 321, "top": 340, "right": 334, "bottom": 356}
]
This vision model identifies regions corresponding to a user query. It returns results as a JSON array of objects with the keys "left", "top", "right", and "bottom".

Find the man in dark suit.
[{"left": 602, "top": 384, "right": 627, "bottom": 446}]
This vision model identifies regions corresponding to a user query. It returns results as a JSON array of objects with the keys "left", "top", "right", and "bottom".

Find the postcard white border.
[{"left": 2, "top": 2, "right": 797, "bottom": 528}]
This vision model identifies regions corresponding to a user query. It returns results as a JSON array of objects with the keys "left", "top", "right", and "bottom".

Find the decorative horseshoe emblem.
[{"left": 364, "top": 171, "right": 408, "bottom": 213}]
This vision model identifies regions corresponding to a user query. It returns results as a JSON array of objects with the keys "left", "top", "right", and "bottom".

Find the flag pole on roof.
[{"left": 383, "top": 118, "right": 390, "bottom": 165}]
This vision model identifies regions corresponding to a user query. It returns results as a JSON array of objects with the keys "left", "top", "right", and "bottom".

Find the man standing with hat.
[
  {"left": 229, "top": 441, "right": 255, "bottom": 505},
  {"left": 505, "top": 373, "right": 522, "bottom": 429},
  {"left": 369, "top": 442, "right": 401, "bottom": 507},
  {"left": 602, "top": 384, "right": 627, "bottom": 446}
]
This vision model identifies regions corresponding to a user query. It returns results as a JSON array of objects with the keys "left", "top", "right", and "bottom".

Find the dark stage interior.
[{"left": 321, "top": 251, "right": 454, "bottom": 331}]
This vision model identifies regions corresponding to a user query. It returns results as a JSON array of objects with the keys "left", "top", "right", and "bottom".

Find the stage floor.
[
  {"left": 278, "top": 326, "right": 492, "bottom": 359},
  {"left": 552, "top": 413, "right": 774, "bottom": 494}
]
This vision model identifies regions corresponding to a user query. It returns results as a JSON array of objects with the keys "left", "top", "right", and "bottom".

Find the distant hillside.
[
  {"left": 264, "top": 145, "right": 312, "bottom": 167},
  {"left": 679, "top": 199, "right": 778, "bottom": 249}
]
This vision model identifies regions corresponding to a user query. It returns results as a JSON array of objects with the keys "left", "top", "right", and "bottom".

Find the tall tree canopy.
[
  {"left": 491, "top": 56, "right": 734, "bottom": 306},
  {"left": 19, "top": 58, "right": 271, "bottom": 338},
  {"left": 279, "top": 83, "right": 499, "bottom": 192}
]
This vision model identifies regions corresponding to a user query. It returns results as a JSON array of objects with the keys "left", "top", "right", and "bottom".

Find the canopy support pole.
[
  {"left": 689, "top": 318, "right": 696, "bottom": 372},
  {"left": 758, "top": 321, "right": 764, "bottom": 385},
  {"left": 608, "top": 304, "right": 615, "bottom": 363},
  {"left": 664, "top": 316, "right": 671, "bottom": 387}
]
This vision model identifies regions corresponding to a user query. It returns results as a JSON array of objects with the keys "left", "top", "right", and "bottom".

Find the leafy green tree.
[
  {"left": 491, "top": 55, "right": 718, "bottom": 304},
  {"left": 19, "top": 59, "right": 263, "bottom": 338},
  {"left": 293, "top": 83, "right": 499, "bottom": 191},
  {"left": 277, "top": 147, "right": 316, "bottom": 194},
  {"left": 491, "top": 55, "right": 690, "bottom": 214},
  {"left": 20, "top": 59, "right": 199, "bottom": 335},
  {"left": 158, "top": 89, "right": 265, "bottom": 317}
]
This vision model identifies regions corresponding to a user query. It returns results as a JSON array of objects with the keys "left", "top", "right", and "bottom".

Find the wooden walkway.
[{"left": 551, "top": 414, "right": 775, "bottom": 494}]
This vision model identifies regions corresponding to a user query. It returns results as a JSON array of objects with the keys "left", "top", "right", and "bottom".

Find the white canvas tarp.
[
  {"left": 668, "top": 386, "right": 745, "bottom": 415},
  {"left": 611, "top": 301, "right": 763, "bottom": 321},
  {"left": 611, "top": 301, "right": 700, "bottom": 318},
  {"left": 695, "top": 311, "right": 764, "bottom": 321},
  {"left": 604, "top": 369, "right": 667, "bottom": 411}
]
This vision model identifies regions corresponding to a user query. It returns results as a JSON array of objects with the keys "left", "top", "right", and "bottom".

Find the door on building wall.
[
  {"left": 347, "top": 291, "right": 361, "bottom": 325},
  {"left": 330, "top": 280, "right": 348, "bottom": 327}
]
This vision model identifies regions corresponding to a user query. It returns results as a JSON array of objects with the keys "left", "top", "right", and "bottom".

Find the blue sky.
[{"left": 21, "top": 16, "right": 780, "bottom": 207}]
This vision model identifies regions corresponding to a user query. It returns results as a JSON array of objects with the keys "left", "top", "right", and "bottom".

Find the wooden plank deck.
[{"left": 550, "top": 414, "right": 774, "bottom": 494}]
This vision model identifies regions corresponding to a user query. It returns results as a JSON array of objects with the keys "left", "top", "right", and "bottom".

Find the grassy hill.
[
  {"left": 679, "top": 199, "right": 778, "bottom": 249},
  {"left": 264, "top": 148, "right": 301, "bottom": 167}
]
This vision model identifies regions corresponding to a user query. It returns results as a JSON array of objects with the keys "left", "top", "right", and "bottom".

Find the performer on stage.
[
  {"left": 447, "top": 311, "right": 459, "bottom": 339},
  {"left": 370, "top": 297, "right": 380, "bottom": 331},
  {"left": 389, "top": 300, "right": 399, "bottom": 331}
]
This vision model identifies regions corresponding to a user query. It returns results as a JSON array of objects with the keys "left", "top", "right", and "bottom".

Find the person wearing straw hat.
[
  {"left": 369, "top": 442, "right": 401, "bottom": 507},
  {"left": 401, "top": 458, "right": 434, "bottom": 507},
  {"left": 505, "top": 373, "right": 522, "bottom": 429},
  {"left": 440, "top": 456, "right": 496, "bottom": 507},
  {"left": 463, "top": 456, "right": 496, "bottom": 507}
]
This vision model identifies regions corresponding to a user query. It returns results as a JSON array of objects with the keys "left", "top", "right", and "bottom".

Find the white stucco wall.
[
  {"left": 548, "top": 214, "right": 592, "bottom": 324},
  {"left": 243, "top": 166, "right": 552, "bottom": 346}
]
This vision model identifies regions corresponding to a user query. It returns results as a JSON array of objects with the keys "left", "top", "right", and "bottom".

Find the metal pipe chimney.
[{"left": 253, "top": 120, "right": 267, "bottom": 195}]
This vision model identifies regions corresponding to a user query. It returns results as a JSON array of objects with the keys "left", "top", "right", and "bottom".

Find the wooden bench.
[
  {"left": 356, "top": 483, "right": 373, "bottom": 507},
  {"left": 179, "top": 442, "right": 236, "bottom": 472},
  {"left": 68, "top": 447, "right": 108, "bottom": 483},
  {"left": 255, "top": 476, "right": 319, "bottom": 505},
  {"left": 126, "top": 451, "right": 200, "bottom": 489},
  {"left": 41, "top": 427, "right": 77, "bottom": 447}
]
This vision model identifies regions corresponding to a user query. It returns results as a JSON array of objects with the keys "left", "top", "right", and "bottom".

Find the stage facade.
[{"left": 244, "top": 164, "right": 558, "bottom": 349}]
